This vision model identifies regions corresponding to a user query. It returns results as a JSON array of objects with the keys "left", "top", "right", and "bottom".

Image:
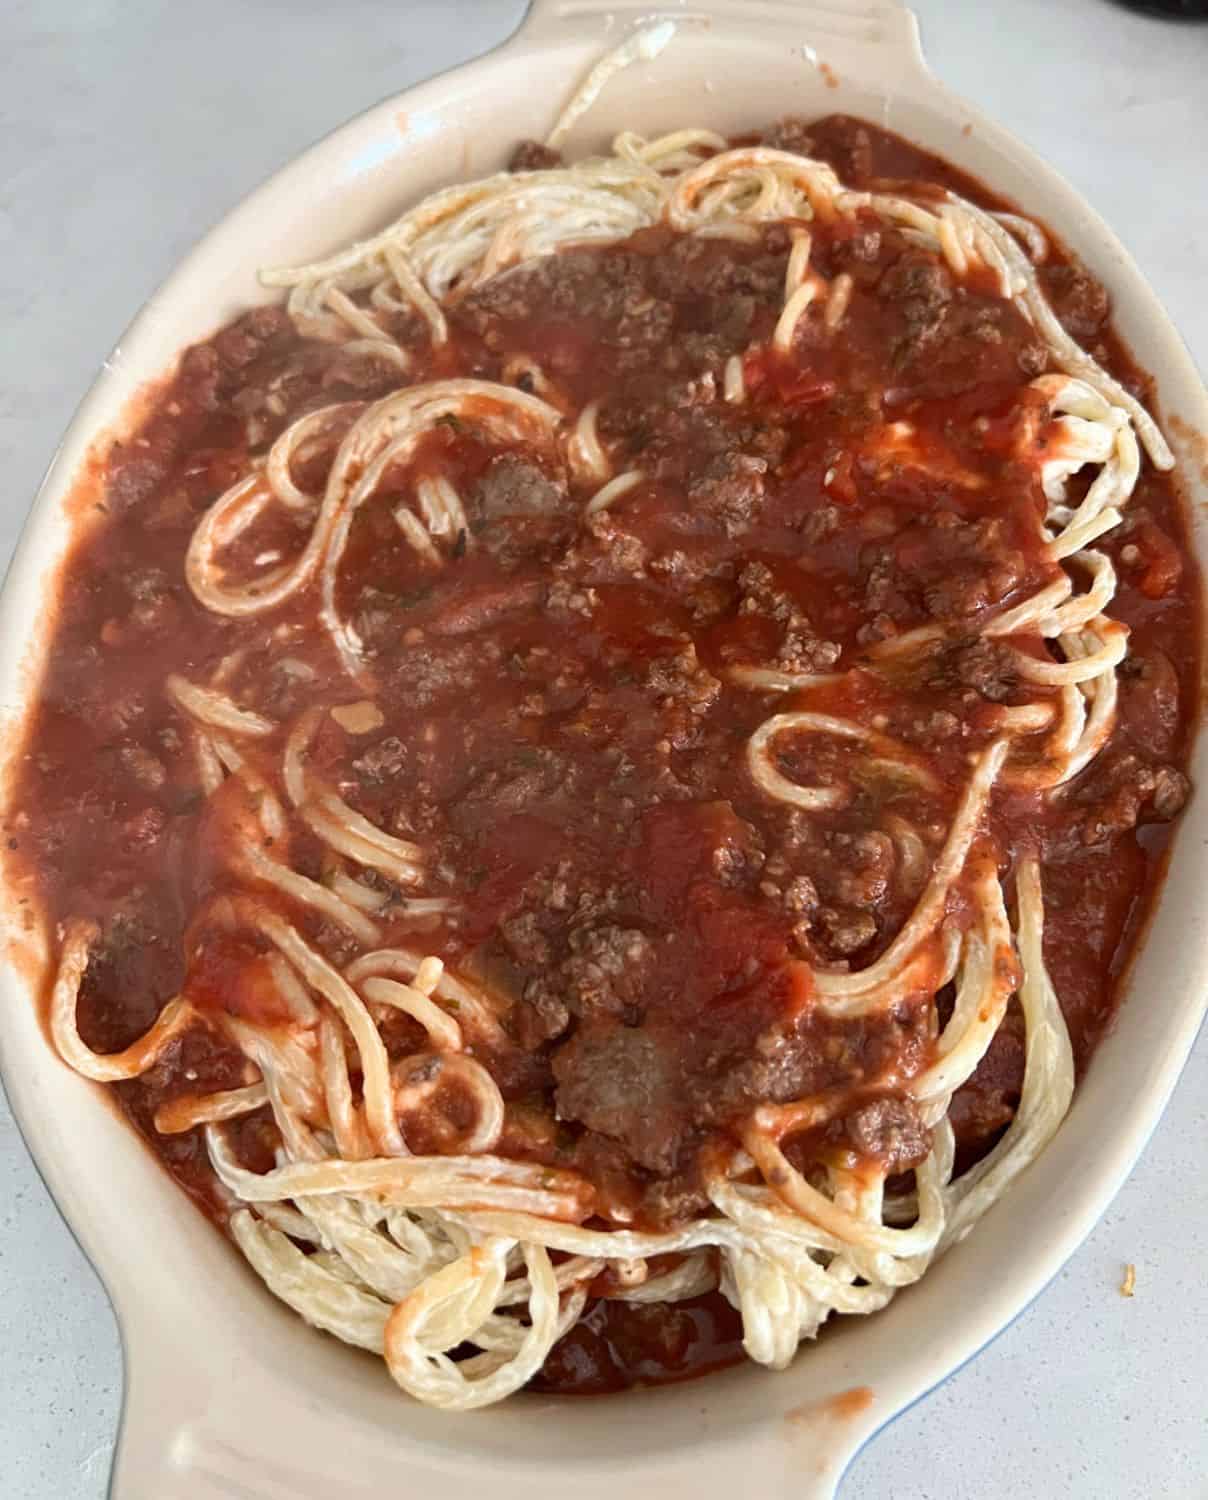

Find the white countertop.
[{"left": 1, "top": 2, "right": 1205, "bottom": 1495}]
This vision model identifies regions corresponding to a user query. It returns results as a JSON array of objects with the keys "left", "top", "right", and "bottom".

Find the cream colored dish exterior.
[{"left": 1, "top": 3, "right": 1205, "bottom": 1496}]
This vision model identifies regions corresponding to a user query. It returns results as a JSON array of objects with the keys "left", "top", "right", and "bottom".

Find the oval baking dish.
[{"left": 1, "top": 4, "right": 1205, "bottom": 1496}]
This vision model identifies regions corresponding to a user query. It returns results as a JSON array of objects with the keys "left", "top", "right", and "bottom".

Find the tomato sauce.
[{"left": 6, "top": 115, "right": 1199, "bottom": 1394}]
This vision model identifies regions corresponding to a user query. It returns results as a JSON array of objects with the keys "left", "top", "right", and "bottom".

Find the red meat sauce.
[{"left": 6, "top": 115, "right": 1198, "bottom": 1395}]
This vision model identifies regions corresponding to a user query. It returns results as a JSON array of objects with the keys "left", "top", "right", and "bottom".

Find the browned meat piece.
[
  {"left": 117, "top": 743, "right": 167, "bottom": 791},
  {"left": 319, "top": 343, "right": 407, "bottom": 392},
  {"left": 515, "top": 974, "right": 571, "bottom": 1048},
  {"left": 605, "top": 1302, "right": 701, "bottom": 1370},
  {"left": 95, "top": 687, "right": 148, "bottom": 738},
  {"left": 834, "top": 221, "right": 883, "bottom": 265},
  {"left": 735, "top": 561, "right": 841, "bottom": 673},
  {"left": 880, "top": 250, "right": 953, "bottom": 362},
  {"left": 1040, "top": 263, "right": 1110, "bottom": 342},
  {"left": 949, "top": 1011, "right": 1025, "bottom": 1159},
  {"left": 801, "top": 503, "right": 841, "bottom": 545},
  {"left": 678, "top": 993, "right": 921, "bottom": 1135},
  {"left": 864, "top": 516, "right": 1028, "bottom": 630},
  {"left": 686, "top": 450, "right": 769, "bottom": 534},
  {"left": 921, "top": 553, "right": 1026, "bottom": 624},
  {"left": 845, "top": 1095, "right": 930, "bottom": 1174},
  {"left": 644, "top": 644, "right": 721, "bottom": 723},
  {"left": 472, "top": 453, "right": 567, "bottom": 519},
  {"left": 648, "top": 231, "right": 785, "bottom": 305},
  {"left": 451, "top": 754, "right": 567, "bottom": 833},
  {"left": 121, "top": 805, "right": 167, "bottom": 853},
  {"left": 760, "top": 116, "right": 815, "bottom": 155},
  {"left": 1074, "top": 753, "right": 1189, "bottom": 845},
  {"left": 390, "top": 638, "right": 502, "bottom": 707},
  {"left": 508, "top": 139, "right": 563, "bottom": 172},
  {"left": 544, "top": 577, "right": 599, "bottom": 620},
  {"left": 928, "top": 636, "right": 1018, "bottom": 703},
  {"left": 561, "top": 924, "right": 654, "bottom": 1024},
  {"left": 1152, "top": 767, "right": 1189, "bottom": 818},
  {"left": 817, "top": 906, "right": 877, "bottom": 955},
  {"left": 862, "top": 548, "right": 914, "bottom": 620},
  {"left": 826, "top": 831, "right": 895, "bottom": 908},
  {"left": 952, "top": 638, "right": 1017, "bottom": 701},
  {"left": 351, "top": 736, "right": 408, "bottom": 785},
  {"left": 1118, "top": 648, "right": 1181, "bottom": 757},
  {"left": 556, "top": 512, "right": 648, "bottom": 582},
  {"left": 464, "top": 249, "right": 672, "bottom": 355},
  {"left": 641, "top": 1170, "right": 711, "bottom": 1227},
  {"left": 498, "top": 909, "right": 553, "bottom": 967},
  {"left": 77, "top": 909, "right": 183, "bottom": 1054},
  {"left": 781, "top": 875, "right": 819, "bottom": 915},
  {"left": 805, "top": 115, "right": 876, "bottom": 182},
  {"left": 648, "top": 550, "right": 737, "bottom": 623},
  {"left": 553, "top": 1025, "right": 684, "bottom": 1173},
  {"left": 213, "top": 306, "right": 291, "bottom": 369},
  {"left": 428, "top": 578, "right": 542, "bottom": 636}
]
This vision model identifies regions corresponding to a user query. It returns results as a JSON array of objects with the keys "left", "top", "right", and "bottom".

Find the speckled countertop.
[{"left": 1, "top": 2, "right": 1205, "bottom": 1495}]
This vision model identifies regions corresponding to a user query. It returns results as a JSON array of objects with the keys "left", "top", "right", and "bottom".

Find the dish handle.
[
  {"left": 107, "top": 1341, "right": 185, "bottom": 1499},
  {"left": 107, "top": 1313, "right": 876, "bottom": 1497},
  {"left": 796, "top": 1475, "right": 843, "bottom": 1500},
  {"left": 515, "top": 0, "right": 926, "bottom": 72},
  {"left": 106, "top": 1330, "right": 259, "bottom": 1500}
]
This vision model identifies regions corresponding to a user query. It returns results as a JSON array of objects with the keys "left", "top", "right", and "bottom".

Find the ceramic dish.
[{"left": 2, "top": 3, "right": 1205, "bottom": 1495}]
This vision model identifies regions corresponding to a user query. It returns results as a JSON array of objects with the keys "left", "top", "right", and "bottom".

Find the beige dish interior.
[{"left": 1, "top": 3, "right": 1205, "bottom": 1497}]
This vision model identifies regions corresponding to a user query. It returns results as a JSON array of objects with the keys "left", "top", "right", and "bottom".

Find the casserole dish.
[{"left": 1, "top": 2, "right": 1205, "bottom": 1495}]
